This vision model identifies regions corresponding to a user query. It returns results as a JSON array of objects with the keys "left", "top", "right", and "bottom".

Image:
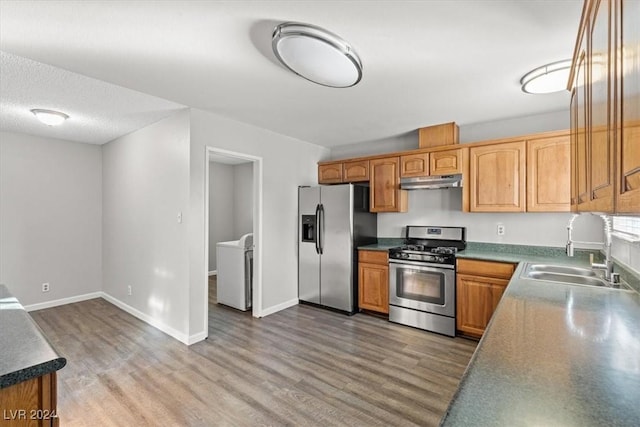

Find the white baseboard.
[
  {"left": 257, "top": 298, "right": 298, "bottom": 317},
  {"left": 24, "top": 292, "right": 102, "bottom": 312},
  {"left": 208, "top": 270, "right": 217, "bottom": 276},
  {"left": 100, "top": 292, "right": 190, "bottom": 345},
  {"left": 187, "top": 331, "right": 208, "bottom": 345}
]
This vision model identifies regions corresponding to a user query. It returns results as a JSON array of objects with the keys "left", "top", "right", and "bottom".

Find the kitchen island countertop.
[{"left": 0, "top": 284, "right": 66, "bottom": 389}]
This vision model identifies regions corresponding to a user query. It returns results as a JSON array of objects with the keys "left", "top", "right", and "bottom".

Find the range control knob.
[{"left": 437, "top": 256, "right": 446, "bottom": 263}]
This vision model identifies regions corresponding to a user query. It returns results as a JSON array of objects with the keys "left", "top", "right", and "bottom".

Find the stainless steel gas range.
[{"left": 388, "top": 225, "right": 466, "bottom": 337}]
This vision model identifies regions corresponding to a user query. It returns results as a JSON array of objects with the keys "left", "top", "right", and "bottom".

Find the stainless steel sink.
[
  {"left": 527, "top": 264, "right": 597, "bottom": 277},
  {"left": 521, "top": 263, "right": 631, "bottom": 290},
  {"left": 525, "top": 271, "right": 608, "bottom": 287}
]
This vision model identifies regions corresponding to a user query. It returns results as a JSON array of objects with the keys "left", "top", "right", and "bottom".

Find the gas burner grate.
[{"left": 431, "top": 247, "right": 459, "bottom": 255}]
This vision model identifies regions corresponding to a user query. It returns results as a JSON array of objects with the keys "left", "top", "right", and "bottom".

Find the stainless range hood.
[{"left": 400, "top": 174, "right": 463, "bottom": 190}]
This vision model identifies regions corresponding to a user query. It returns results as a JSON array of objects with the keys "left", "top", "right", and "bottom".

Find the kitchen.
[{"left": 1, "top": 1, "right": 639, "bottom": 426}]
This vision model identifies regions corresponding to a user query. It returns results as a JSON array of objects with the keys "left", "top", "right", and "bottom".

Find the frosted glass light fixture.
[
  {"left": 520, "top": 60, "right": 572, "bottom": 94},
  {"left": 30, "top": 109, "right": 69, "bottom": 126},
  {"left": 272, "top": 22, "right": 363, "bottom": 88}
]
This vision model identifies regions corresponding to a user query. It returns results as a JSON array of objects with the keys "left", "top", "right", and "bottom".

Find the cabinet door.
[
  {"left": 370, "top": 157, "right": 408, "bottom": 212},
  {"left": 400, "top": 153, "right": 429, "bottom": 177},
  {"left": 469, "top": 141, "right": 526, "bottom": 212},
  {"left": 615, "top": 0, "right": 640, "bottom": 213},
  {"left": 0, "top": 372, "right": 58, "bottom": 427},
  {"left": 430, "top": 148, "right": 463, "bottom": 175},
  {"left": 358, "top": 262, "right": 389, "bottom": 314},
  {"left": 456, "top": 274, "right": 509, "bottom": 338},
  {"left": 575, "top": 51, "right": 590, "bottom": 208},
  {"left": 587, "top": 0, "right": 615, "bottom": 212},
  {"left": 343, "top": 160, "right": 369, "bottom": 182},
  {"left": 318, "top": 163, "right": 342, "bottom": 184},
  {"left": 527, "top": 135, "right": 571, "bottom": 212}
]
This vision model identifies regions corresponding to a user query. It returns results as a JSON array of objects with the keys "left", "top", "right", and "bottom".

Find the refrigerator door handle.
[
  {"left": 319, "top": 203, "right": 325, "bottom": 255},
  {"left": 314, "top": 204, "right": 321, "bottom": 255}
]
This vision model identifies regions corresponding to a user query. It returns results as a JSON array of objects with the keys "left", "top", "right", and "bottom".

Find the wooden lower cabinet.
[
  {"left": 358, "top": 250, "right": 389, "bottom": 314},
  {"left": 0, "top": 372, "right": 59, "bottom": 426},
  {"left": 456, "top": 259, "right": 515, "bottom": 338}
]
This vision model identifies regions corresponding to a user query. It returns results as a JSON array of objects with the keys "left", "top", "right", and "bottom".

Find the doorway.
[{"left": 204, "top": 147, "right": 262, "bottom": 332}]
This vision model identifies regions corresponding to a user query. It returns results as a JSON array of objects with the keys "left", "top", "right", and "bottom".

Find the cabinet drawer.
[
  {"left": 359, "top": 250, "right": 389, "bottom": 265},
  {"left": 456, "top": 258, "right": 515, "bottom": 279}
]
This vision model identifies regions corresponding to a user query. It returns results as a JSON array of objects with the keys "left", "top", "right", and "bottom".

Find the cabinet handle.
[{"left": 592, "top": 190, "right": 597, "bottom": 200}]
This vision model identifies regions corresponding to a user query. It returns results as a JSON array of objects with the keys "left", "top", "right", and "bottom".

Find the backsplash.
[
  {"left": 377, "top": 190, "right": 604, "bottom": 248},
  {"left": 611, "top": 236, "right": 640, "bottom": 275}
]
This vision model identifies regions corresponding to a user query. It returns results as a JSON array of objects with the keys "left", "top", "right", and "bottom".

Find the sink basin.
[
  {"left": 522, "top": 263, "right": 631, "bottom": 290},
  {"left": 525, "top": 271, "right": 608, "bottom": 287},
  {"left": 527, "top": 264, "right": 597, "bottom": 277}
]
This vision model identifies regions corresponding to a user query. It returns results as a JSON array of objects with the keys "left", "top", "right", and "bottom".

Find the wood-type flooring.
[{"left": 30, "top": 278, "right": 476, "bottom": 426}]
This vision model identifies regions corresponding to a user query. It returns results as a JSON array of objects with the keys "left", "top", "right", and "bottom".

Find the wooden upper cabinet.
[
  {"left": 527, "top": 135, "right": 571, "bottom": 212},
  {"left": 419, "top": 122, "right": 459, "bottom": 148},
  {"left": 569, "top": 0, "right": 638, "bottom": 214},
  {"left": 469, "top": 141, "right": 526, "bottom": 212},
  {"left": 400, "top": 153, "right": 429, "bottom": 177},
  {"left": 615, "top": 0, "right": 640, "bottom": 213},
  {"left": 343, "top": 160, "right": 369, "bottom": 182},
  {"left": 575, "top": 51, "right": 590, "bottom": 208},
  {"left": 370, "top": 157, "right": 408, "bottom": 212},
  {"left": 318, "top": 163, "right": 342, "bottom": 184},
  {"left": 586, "top": 0, "right": 615, "bottom": 212},
  {"left": 430, "top": 148, "right": 464, "bottom": 175}
]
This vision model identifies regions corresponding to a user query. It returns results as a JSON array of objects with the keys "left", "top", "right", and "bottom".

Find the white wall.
[
  {"left": 0, "top": 131, "right": 102, "bottom": 305},
  {"left": 233, "top": 162, "right": 253, "bottom": 238},
  {"left": 612, "top": 237, "right": 640, "bottom": 274},
  {"left": 208, "top": 162, "right": 235, "bottom": 271},
  {"left": 102, "top": 111, "right": 191, "bottom": 340},
  {"left": 207, "top": 161, "right": 253, "bottom": 272},
  {"left": 329, "top": 110, "right": 570, "bottom": 160},
  {"left": 189, "top": 108, "right": 329, "bottom": 337}
]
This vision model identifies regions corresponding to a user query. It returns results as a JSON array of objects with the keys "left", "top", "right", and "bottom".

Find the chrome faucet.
[{"left": 566, "top": 213, "right": 616, "bottom": 282}]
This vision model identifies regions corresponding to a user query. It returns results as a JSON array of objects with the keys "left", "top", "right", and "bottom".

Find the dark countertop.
[
  {"left": 0, "top": 284, "right": 66, "bottom": 389},
  {"left": 440, "top": 262, "right": 640, "bottom": 426},
  {"left": 357, "top": 243, "right": 399, "bottom": 252}
]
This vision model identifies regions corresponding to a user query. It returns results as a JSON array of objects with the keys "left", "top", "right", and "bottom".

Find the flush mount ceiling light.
[
  {"left": 30, "top": 109, "right": 69, "bottom": 126},
  {"left": 272, "top": 22, "right": 363, "bottom": 88},
  {"left": 520, "top": 60, "right": 572, "bottom": 94}
]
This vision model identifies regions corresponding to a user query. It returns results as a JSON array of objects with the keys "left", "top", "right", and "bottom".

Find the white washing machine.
[{"left": 216, "top": 233, "right": 253, "bottom": 311}]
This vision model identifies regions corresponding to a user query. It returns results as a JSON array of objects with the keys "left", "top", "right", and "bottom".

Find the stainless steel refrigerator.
[{"left": 298, "top": 184, "right": 377, "bottom": 314}]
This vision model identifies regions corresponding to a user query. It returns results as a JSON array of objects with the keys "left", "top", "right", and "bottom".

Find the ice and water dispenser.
[{"left": 301, "top": 215, "right": 317, "bottom": 243}]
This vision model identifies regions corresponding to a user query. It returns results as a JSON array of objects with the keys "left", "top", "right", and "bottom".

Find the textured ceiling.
[
  {"left": 0, "top": 1, "right": 583, "bottom": 147},
  {"left": 0, "top": 51, "right": 185, "bottom": 144}
]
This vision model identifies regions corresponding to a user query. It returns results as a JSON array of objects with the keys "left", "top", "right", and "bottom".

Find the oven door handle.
[{"left": 389, "top": 259, "right": 455, "bottom": 270}]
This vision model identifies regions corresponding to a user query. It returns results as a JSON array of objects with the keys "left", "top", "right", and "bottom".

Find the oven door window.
[{"left": 396, "top": 268, "right": 445, "bottom": 305}]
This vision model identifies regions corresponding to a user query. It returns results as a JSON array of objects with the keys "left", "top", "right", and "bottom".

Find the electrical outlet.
[
  {"left": 177, "top": 211, "right": 182, "bottom": 224},
  {"left": 497, "top": 224, "right": 506, "bottom": 236},
  {"left": 42, "top": 282, "right": 50, "bottom": 293},
  {"left": 127, "top": 285, "right": 132, "bottom": 296}
]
